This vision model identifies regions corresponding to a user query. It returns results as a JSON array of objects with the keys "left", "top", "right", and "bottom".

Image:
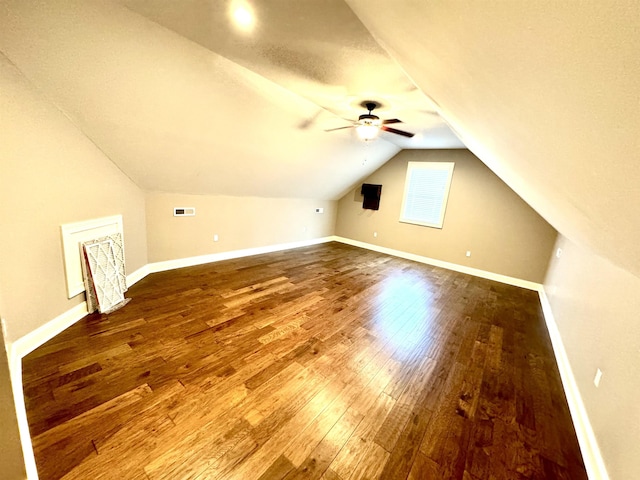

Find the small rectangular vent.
[{"left": 173, "top": 207, "right": 196, "bottom": 217}]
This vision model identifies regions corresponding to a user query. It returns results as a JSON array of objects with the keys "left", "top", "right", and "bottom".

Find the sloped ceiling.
[
  {"left": 1, "top": 0, "right": 638, "bottom": 278},
  {"left": 347, "top": 0, "right": 640, "bottom": 278},
  {"left": 0, "top": 0, "right": 462, "bottom": 200}
]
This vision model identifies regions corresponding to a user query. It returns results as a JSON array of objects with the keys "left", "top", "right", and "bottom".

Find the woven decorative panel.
[{"left": 82, "top": 238, "right": 127, "bottom": 314}]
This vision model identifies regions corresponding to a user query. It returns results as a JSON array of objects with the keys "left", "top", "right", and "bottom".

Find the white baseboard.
[
  {"left": 11, "top": 302, "right": 89, "bottom": 361},
  {"left": 9, "top": 302, "right": 90, "bottom": 477},
  {"left": 3, "top": 319, "right": 39, "bottom": 480},
  {"left": 333, "top": 236, "right": 542, "bottom": 291},
  {"left": 147, "top": 236, "right": 335, "bottom": 274},
  {"left": 126, "top": 264, "right": 150, "bottom": 288},
  {"left": 7, "top": 264, "right": 155, "bottom": 479},
  {"left": 6, "top": 235, "right": 603, "bottom": 479},
  {"left": 10, "top": 266, "right": 152, "bottom": 363},
  {"left": 8, "top": 354, "right": 38, "bottom": 480},
  {"left": 11, "top": 234, "right": 537, "bottom": 360},
  {"left": 4, "top": 236, "right": 339, "bottom": 480},
  {"left": 335, "top": 237, "right": 608, "bottom": 478},
  {"left": 12, "top": 237, "right": 336, "bottom": 361},
  {"left": 538, "top": 290, "right": 609, "bottom": 480},
  {"left": 13, "top": 235, "right": 533, "bottom": 359},
  {"left": 10, "top": 265, "right": 150, "bottom": 362}
]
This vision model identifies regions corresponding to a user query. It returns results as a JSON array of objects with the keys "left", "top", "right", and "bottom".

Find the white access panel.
[{"left": 60, "top": 215, "right": 123, "bottom": 298}]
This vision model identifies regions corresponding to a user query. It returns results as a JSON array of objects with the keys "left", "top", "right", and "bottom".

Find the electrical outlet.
[
  {"left": 466, "top": 251, "right": 471, "bottom": 257},
  {"left": 556, "top": 248, "right": 563, "bottom": 258},
  {"left": 373, "top": 231, "right": 378, "bottom": 238},
  {"left": 213, "top": 234, "right": 219, "bottom": 242},
  {"left": 594, "top": 368, "right": 603, "bottom": 387}
]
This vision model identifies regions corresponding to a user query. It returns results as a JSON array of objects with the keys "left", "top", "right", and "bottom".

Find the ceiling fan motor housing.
[
  {"left": 362, "top": 101, "right": 380, "bottom": 112},
  {"left": 358, "top": 113, "right": 381, "bottom": 126}
]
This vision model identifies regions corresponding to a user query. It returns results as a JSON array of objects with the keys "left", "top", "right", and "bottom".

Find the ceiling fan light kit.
[
  {"left": 356, "top": 121, "right": 380, "bottom": 140},
  {"left": 326, "top": 101, "right": 415, "bottom": 140}
]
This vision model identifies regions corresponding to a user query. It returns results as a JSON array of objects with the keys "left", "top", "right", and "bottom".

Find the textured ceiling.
[
  {"left": 0, "top": 0, "right": 462, "bottom": 200},
  {"left": 1, "top": 0, "right": 638, "bottom": 280}
]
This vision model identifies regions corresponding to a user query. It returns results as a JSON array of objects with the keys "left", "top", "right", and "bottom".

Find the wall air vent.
[{"left": 173, "top": 207, "right": 196, "bottom": 217}]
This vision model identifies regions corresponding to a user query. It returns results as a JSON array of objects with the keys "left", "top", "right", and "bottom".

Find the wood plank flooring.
[{"left": 22, "top": 242, "right": 587, "bottom": 479}]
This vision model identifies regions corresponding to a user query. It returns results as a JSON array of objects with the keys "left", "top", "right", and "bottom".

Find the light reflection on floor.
[{"left": 370, "top": 272, "right": 437, "bottom": 361}]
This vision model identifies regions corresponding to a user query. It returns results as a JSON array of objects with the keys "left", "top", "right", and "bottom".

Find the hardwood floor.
[{"left": 22, "top": 242, "right": 587, "bottom": 479}]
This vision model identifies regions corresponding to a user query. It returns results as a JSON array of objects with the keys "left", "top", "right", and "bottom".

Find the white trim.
[
  {"left": 60, "top": 215, "right": 123, "bottom": 298},
  {"left": 333, "top": 236, "right": 542, "bottom": 291},
  {"left": 126, "top": 264, "right": 151, "bottom": 288},
  {"left": 146, "top": 236, "right": 335, "bottom": 274},
  {"left": 11, "top": 237, "right": 335, "bottom": 359},
  {"left": 8, "top": 236, "right": 605, "bottom": 479},
  {"left": 8, "top": 349, "right": 38, "bottom": 480},
  {"left": 3, "top": 318, "right": 38, "bottom": 479},
  {"left": 14, "top": 233, "right": 537, "bottom": 360},
  {"left": 11, "top": 266, "right": 150, "bottom": 362},
  {"left": 6, "top": 263, "right": 152, "bottom": 480},
  {"left": 11, "top": 303, "right": 88, "bottom": 361},
  {"left": 335, "top": 235, "right": 607, "bottom": 478},
  {"left": 537, "top": 290, "right": 609, "bottom": 480}
]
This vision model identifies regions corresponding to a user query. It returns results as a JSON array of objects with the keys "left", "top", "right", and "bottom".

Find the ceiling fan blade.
[
  {"left": 381, "top": 125, "right": 415, "bottom": 138},
  {"left": 325, "top": 125, "right": 355, "bottom": 132},
  {"left": 382, "top": 119, "right": 402, "bottom": 125},
  {"left": 298, "top": 110, "right": 323, "bottom": 130}
]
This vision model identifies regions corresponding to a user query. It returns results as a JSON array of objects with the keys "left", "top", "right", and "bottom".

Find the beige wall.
[
  {"left": 545, "top": 235, "right": 640, "bottom": 479},
  {"left": 0, "top": 45, "right": 339, "bottom": 340},
  {"left": 0, "top": 52, "right": 148, "bottom": 342},
  {"left": 146, "top": 193, "right": 337, "bottom": 263},
  {"left": 336, "top": 149, "right": 557, "bottom": 283}
]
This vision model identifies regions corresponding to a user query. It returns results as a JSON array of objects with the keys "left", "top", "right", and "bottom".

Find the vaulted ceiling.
[
  {"left": 0, "top": 0, "right": 462, "bottom": 200},
  {"left": 345, "top": 0, "right": 640, "bottom": 279},
  {"left": 1, "top": 0, "right": 639, "bottom": 278}
]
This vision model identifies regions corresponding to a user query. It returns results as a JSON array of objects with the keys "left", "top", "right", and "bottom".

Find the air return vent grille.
[{"left": 173, "top": 207, "right": 196, "bottom": 217}]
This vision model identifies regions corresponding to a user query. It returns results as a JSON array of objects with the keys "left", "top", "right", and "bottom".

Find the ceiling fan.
[{"left": 325, "top": 101, "right": 415, "bottom": 140}]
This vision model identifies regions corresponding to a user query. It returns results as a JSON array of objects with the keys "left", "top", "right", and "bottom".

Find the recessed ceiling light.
[{"left": 230, "top": 1, "right": 255, "bottom": 32}]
